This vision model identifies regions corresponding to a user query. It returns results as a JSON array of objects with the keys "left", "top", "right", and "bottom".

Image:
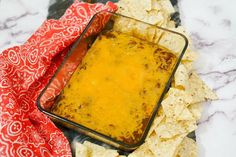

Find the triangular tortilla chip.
[
  {"left": 188, "top": 72, "right": 218, "bottom": 104},
  {"left": 147, "top": 133, "right": 186, "bottom": 157},
  {"left": 154, "top": 117, "right": 196, "bottom": 139},
  {"left": 176, "top": 137, "right": 197, "bottom": 157},
  {"left": 84, "top": 141, "right": 119, "bottom": 157},
  {"left": 128, "top": 143, "right": 155, "bottom": 157}
]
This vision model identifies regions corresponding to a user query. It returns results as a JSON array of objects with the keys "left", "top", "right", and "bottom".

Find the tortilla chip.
[
  {"left": 159, "top": 12, "right": 169, "bottom": 28},
  {"left": 167, "top": 20, "right": 176, "bottom": 28},
  {"left": 151, "top": 0, "right": 162, "bottom": 10},
  {"left": 163, "top": 26, "right": 196, "bottom": 61},
  {"left": 113, "top": 17, "right": 164, "bottom": 43},
  {"left": 159, "top": 0, "right": 175, "bottom": 14},
  {"left": 147, "top": 133, "right": 186, "bottom": 157},
  {"left": 145, "top": 10, "right": 165, "bottom": 25},
  {"left": 161, "top": 88, "right": 192, "bottom": 119},
  {"left": 174, "top": 64, "right": 189, "bottom": 90},
  {"left": 128, "top": 143, "right": 155, "bottom": 157},
  {"left": 158, "top": 31, "right": 186, "bottom": 55},
  {"left": 188, "top": 103, "right": 203, "bottom": 121},
  {"left": 154, "top": 117, "right": 196, "bottom": 139},
  {"left": 188, "top": 72, "right": 218, "bottom": 104},
  {"left": 176, "top": 137, "right": 197, "bottom": 157},
  {"left": 147, "top": 110, "right": 165, "bottom": 137},
  {"left": 116, "top": 0, "right": 170, "bottom": 26},
  {"left": 183, "top": 50, "right": 198, "bottom": 61},
  {"left": 117, "top": 0, "right": 152, "bottom": 21},
  {"left": 139, "top": 0, "right": 152, "bottom": 11},
  {"left": 164, "top": 73, "right": 217, "bottom": 115},
  {"left": 121, "top": 0, "right": 152, "bottom": 11},
  {"left": 177, "top": 107, "right": 194, "bottom": 121},
  {"left": 116, "top": 0, "right": 127, "bottom": 11},
  {"left": 168, "top": 26, "right": 192, "bottom": 43},
  {"left": 75, "top": 142, "right": 89, "bottom": 157},
  {"left": 116, "top": 0, "right": 176, "bottom": 44},
  {"left": 83, "top": 141, "right": 119, "bottom": 157},
  {"left": 181, "top": 61, "right": 194, "bottom": 73}
]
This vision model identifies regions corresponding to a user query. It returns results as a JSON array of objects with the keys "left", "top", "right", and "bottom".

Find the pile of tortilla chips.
[{"left": 75, "top": 0, "right": 218, "bottom": 156}]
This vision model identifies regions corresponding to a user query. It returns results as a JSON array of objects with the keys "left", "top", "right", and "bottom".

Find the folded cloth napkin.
[{"left": 0, "top": 1, "right": 117, "bottom": 157}]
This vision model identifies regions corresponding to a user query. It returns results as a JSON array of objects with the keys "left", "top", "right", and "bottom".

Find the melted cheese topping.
[{"left": 52, "top": 31, "right": 176, "bottom": 144}]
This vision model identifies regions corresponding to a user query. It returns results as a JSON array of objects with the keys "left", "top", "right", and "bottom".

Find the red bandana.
[{"left": 0, "top": 1, "right": 117, "bottom": 157}]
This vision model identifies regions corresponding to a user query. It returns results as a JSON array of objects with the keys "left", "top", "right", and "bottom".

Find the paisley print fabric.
[{"left": 0, "top": 1, "right": 117, "bottom": 157}]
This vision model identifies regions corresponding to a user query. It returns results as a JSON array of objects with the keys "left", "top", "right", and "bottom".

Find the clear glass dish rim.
[{"left": 37, "top": 11, "right": 189, "bottom": 150}]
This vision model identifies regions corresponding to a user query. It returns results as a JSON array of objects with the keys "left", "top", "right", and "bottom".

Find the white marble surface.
[
  {"left": 0, "top": 0, "right": 49, "bottom": 52},
  {"left": 179, "top": 0, "right": 236, "bottom": 157},
  {"left": 0, "top": 0, "right": 235, "bottom": 157}
]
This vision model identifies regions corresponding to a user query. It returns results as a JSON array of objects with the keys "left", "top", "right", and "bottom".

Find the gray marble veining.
[{"left": 179, "top": 0, "right": 236, "bottom": 156}]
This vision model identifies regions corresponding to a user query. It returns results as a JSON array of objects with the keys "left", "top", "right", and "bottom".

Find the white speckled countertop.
[{"left": 0, "top": 0, "right": 235, "bottom": 156}]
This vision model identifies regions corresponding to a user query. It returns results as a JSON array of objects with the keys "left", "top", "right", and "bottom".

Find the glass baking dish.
[{"left": 37, "top": 11, "right": 188, "bottom": 151}]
